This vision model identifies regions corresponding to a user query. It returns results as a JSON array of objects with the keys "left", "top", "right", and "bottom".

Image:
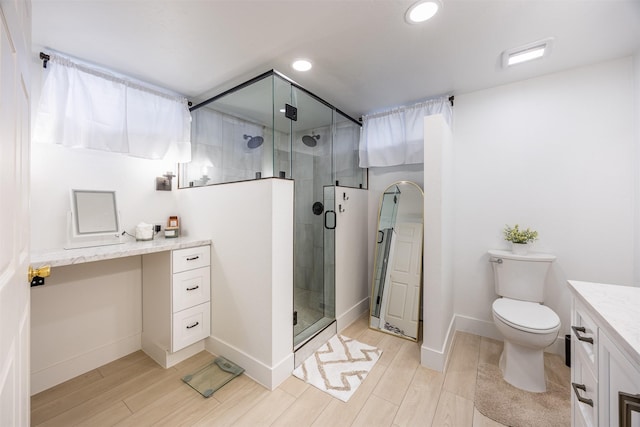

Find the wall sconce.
[{"left": 156, "top": 171, "right": 175, "bottom": 191}]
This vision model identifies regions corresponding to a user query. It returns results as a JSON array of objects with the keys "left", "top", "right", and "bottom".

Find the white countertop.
[
  {"left": 31, "top": 237, "right": 212, "bottom": 267},
  {"left": 568, "top": 280, "right": 640, "bottom": 366}
]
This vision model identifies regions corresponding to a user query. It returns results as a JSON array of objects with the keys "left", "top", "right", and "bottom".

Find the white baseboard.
[
  {"left": 337, "top": 297, "right": 369, "bottom": 332},
  {"left": 141, "top": 336, "right": 205, "bottom": 369},
  {"left": 454, "top": 314, "right": 503, "bottom": 341},
  {"left": 205, "top": 336, "right": 294, "bottom": 391},
  {"left": 452, "top": 314, "right": 566, "bottom": 356},
  {"left": 419, "top": 314, "right": 566, "bottom": 374},
  {"left": 31, "top": 333, "right": 141, "bottom": 395},
  {"left": 420, "top": 315, "right": 456, "bottom": 372}
]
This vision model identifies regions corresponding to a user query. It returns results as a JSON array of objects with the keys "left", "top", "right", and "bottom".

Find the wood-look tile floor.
[{"left": 31, "top": 315, "right": 570, "bottom": 426}]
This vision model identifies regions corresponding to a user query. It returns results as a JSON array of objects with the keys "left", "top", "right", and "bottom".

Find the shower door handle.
[
  {"left": 377, "top": 230, "right": 384, "bottom": 244},
  {"left": 324, "top": 210, "right": 336, "bottom": 229}
]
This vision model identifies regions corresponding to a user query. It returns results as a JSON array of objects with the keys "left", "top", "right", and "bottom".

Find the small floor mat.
[
  {"left": 182, "top": 356, "right": 244, "bottom": 398},
  {"left": 292, "top": 334, "right": 382, "bottom": 402}
]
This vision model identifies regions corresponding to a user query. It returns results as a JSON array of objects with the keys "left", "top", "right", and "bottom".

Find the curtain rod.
[{"left": 38, "top": 51, "right": 192, "bottom": 107}]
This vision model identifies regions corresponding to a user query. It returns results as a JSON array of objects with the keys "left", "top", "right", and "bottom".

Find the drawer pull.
[
  {"left": 186, "top": 256, "right": 200, "bottom": 261},
  {"left": 186, "top": 285, "right": 199, "bottom": 291},
  {"left": 619, "top": 392, "right": 640, "bottom": 427},
  {"left": 186, "top": 321, "right": 200, "bottom": 329},
  {"left": 572, "top": 382, "right": 594, "bottom": 407},
  {"left": 571, "top": 325, "right": 594, "bottom": 344}
]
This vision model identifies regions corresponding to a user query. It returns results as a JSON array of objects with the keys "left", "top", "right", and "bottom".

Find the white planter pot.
[{"left": 511, "top": 242, "right": 530, "bottom": 255}]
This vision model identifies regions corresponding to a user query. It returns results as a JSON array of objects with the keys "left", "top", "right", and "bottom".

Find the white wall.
[
  {"left": 177, "top": 179, "right": 294, "bottom": 390},
  {"left": 30, "top": 143, "right": 180, "bottom": 251},
  {"left": 335, "top": 187, "right": 369, "bottom": 331},
  {"left": 422, "top": 115, "right": 454, "bottom": 371},
  {"left": 452, "top": 58, "right": 636, "bottom": 345}
]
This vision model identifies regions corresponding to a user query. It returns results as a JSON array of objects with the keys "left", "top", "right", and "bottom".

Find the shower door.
[{"left": 291, "top": 87, "right": 335, "bottom": 349}]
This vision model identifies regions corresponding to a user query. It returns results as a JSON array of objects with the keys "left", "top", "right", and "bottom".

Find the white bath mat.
[{"left": 292, "top": 334, "right": 382, "bottom": 402}]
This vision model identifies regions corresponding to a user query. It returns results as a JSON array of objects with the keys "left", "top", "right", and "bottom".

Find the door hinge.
[
  {"left": 376, "top": 296, "right": 381, "bottom": 305},
  {"left": 293, "top": 311, "right": 298, "bottom": 326}
]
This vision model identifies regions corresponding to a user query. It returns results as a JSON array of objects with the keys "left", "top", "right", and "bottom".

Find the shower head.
[
  {"left": 244, "top": 134, "right": 264, "bottom": 149},
  {"left": 302, "top": 133, "right": 320, "bottom": 147}
]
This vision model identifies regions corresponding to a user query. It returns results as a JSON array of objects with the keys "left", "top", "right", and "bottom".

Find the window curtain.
[
  {"left": 358, "top": 96, "right": 452, "bottom": 167},
  {"left": 33, "top": 52, "right": 191, "bottom": 162}
]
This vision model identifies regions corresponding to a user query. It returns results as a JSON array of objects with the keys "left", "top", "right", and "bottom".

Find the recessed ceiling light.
[
  {"left": 292, "top": 59, "right": 312, "bottom": 72},
  {"left": 502, "top": 38, "right": 554, "bottom": 68},
  {"left": 405, "top": 0, "right": 440, "bottom": 24}
]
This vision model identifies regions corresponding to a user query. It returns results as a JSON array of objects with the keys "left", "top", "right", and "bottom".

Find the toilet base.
[{"left": 499, "top": 340, "right": 547, "bottom": 393}]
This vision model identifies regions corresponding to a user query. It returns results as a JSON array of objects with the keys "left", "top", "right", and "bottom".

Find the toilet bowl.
[
  {"left": 492, "top": 297, "right": 560, "bottom": 392},
  {"left": 488, "top": 249, "right": 559, "bottom": 393}
]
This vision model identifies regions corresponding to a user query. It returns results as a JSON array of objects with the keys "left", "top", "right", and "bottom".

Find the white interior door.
[
  {"left": 383, "top": 222, "right": 422, "bottom": 338},
  {"left": 0, "top": 0, "right": 31, "bottom": 424}
]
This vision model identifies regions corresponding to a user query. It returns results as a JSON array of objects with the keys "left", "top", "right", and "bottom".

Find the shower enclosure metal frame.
[{"left": 179, "top": 70, "right": 366, "bottom": 350}]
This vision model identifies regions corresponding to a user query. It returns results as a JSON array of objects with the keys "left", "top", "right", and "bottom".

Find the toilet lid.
[{"left": 492, "top": 298, "right": 560, "bottom": 332}]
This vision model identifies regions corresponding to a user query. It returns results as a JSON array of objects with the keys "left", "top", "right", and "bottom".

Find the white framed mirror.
[
  {"left": 369, "top": 181, "right": 423, "bottom": 341},
  {"left": 65, "top": 189, "right": 122, "bottom": 249}
]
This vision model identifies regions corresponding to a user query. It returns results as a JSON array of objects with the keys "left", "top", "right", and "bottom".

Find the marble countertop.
[
  {"left": 31, "top": 237, "right": 212, "bottom": 267},
  {"left": 568, "top": 280, "right": 640, "bottom": 366}
]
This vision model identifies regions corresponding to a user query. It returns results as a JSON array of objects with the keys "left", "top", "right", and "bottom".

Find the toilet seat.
[{"left": 492, "top": 298, "right": 560, "bottom": 334}]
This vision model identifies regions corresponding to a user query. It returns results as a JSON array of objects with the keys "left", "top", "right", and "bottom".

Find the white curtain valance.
[
  {"left": 358, "top": 96, "right": 452, "bottom": 168},
  {"left": 33, "top": 52, "right": 191, "bottom": 162}
]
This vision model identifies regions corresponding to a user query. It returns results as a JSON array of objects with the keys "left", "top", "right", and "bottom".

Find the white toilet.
[{"left": 488, "top": 249, "right": 560, "bottom": 393}]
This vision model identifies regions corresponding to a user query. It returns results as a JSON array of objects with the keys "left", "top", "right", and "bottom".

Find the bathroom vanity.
[
  {"left": 30, "top": 237, "right": 212, "bottom": 392},
  {"left": 568, "top": 280, "right": 640, "bottom": 427}
]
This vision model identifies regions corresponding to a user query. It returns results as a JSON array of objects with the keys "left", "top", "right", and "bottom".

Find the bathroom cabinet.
[
  {"left": 30, "top": 237, "right": 212, "bottom": 392},
  {"left": 142, "top": 244, "right": 211, "bottom": 368},
  {"left": 569, "top": 280, "right": 640, "bottom": 427}
]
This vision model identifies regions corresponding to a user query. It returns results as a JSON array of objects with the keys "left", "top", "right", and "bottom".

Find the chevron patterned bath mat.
[{"left": 292, "top": 334, "right": 382, "bottom": 402}]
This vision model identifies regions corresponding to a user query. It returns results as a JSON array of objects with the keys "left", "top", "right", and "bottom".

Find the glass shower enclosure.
[{"left": 179, "top": 70, "right": 366, "bottom": 349}]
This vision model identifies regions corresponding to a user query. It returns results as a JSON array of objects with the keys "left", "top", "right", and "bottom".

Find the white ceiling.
[{"left": 32, "top": 0, "right": 640, "bottom": 120}]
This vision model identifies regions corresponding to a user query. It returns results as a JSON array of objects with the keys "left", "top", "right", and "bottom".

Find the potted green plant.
[{"left": 503, "top": 224, "right": 538, "bottom": 255}]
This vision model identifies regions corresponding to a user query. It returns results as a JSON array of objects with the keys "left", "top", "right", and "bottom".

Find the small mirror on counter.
[
  {"left": 370, "top": 181, "right": 424, "bottom": 341},
  {"left": 65, "top": 189, "right": 122, "bottom": 249}
]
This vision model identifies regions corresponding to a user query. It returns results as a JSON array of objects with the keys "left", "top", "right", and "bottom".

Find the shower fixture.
[
  {"left": 302, "top": 133, "right": 320, "bottom": 147},
  {"left": 244, "top": 134, "right": 264, "bottom": 149}
]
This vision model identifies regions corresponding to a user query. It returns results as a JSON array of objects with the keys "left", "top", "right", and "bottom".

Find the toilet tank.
[{"left": 488, "top": 249, "right": 556, "bottom": 303}]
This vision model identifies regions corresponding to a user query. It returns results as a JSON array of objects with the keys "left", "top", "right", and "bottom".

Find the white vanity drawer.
[
  {"left": 573, "top": 406, "right": 589, "bottom": 427},
  {"left": 172, "top": 245, "right": 210, "bottom": 273},
  {"left": 172, "top": 267, "right": 210, "bottom": 313},
  {"left": 572, "top": 345, "right": 597, "bottom": 427},
  {"left": 172, "top": 302, "right": 210, "bottom": 352},
  {"left": 572, "top": 302, "right": 597, "bottom": 368}
]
